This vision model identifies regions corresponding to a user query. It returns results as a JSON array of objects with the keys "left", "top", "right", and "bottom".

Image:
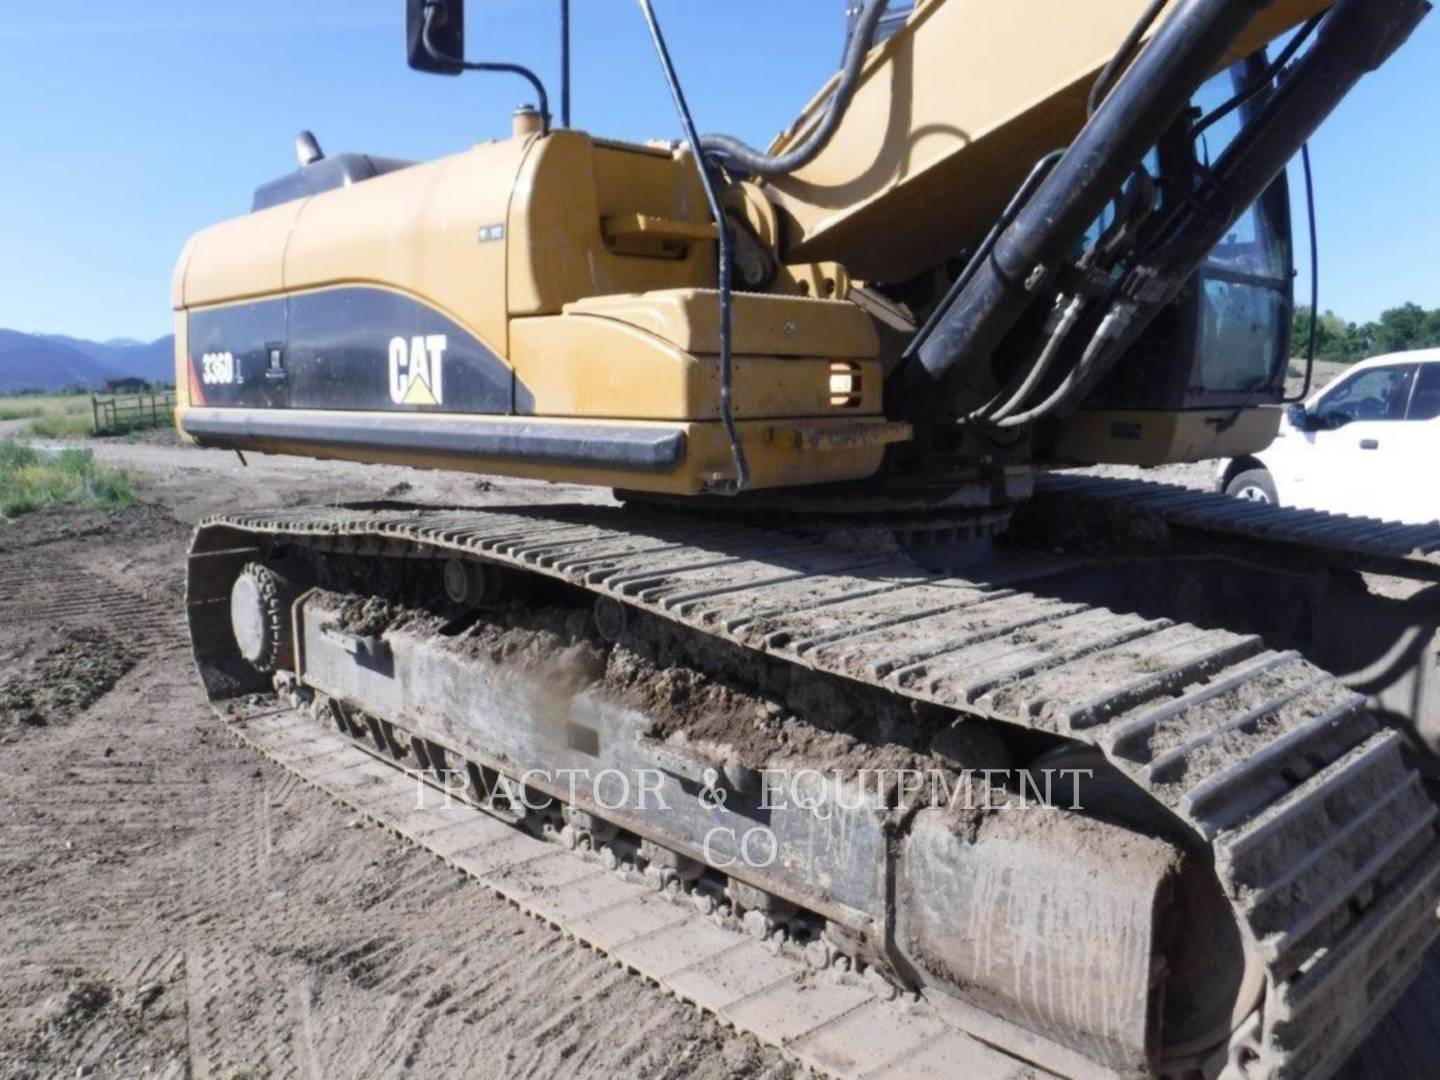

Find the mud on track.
[
  {"left": 0, "top": 438, "right": 1434, "bottom": 1078},
  {"left": 0, "top": 450, "right": 787, "bottom": 1080}
]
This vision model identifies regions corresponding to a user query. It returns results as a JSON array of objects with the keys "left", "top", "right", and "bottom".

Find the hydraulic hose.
[
  {"left": 697, "top": 0, "right": 891, "bottom": 177},
  {"left": 637, "top": 0, "right": 750, "bottom": 493},
  {"left": 981, "top": 295, "right": 1087, "bottom": 423},
  {"left": 989, "top": 305, "right": 1136, "bottom": 430},
  {"left": 1191, "top": 14, "right": 1323, "bottom": 145},
  {"left": 1088, "top": 0, "right": 1170, "bottom": 117}
]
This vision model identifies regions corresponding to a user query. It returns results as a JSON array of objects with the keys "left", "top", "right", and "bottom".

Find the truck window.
[
  {"left": 1317, "top": 365, "right": 1417, "bottom": 425},
  {"left": 1407, "top": 364, "right": 1440, "bottom": 421}
]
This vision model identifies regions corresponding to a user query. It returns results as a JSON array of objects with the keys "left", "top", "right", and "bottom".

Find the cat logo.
[{"left": 388, "top": 334, "right": 447, "bottom": 407}]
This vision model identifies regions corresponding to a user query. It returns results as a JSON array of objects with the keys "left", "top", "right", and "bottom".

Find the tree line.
[{"left": 1292, "top": 303, "right": 1440, "bottom": 364}]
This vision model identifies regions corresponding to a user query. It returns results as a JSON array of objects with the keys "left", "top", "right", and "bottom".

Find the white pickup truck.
[{"left": 1218, "top": 349, "right": 1440, "bottom": 524}]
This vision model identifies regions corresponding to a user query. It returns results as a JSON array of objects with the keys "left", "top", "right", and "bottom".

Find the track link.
[
  {"left": 1033, "top": 473, "right": 1440, "bottom": 583},
  {"left": 190, "top": 504, "right": 1440, "bottom": 1079},
  {"left": 225, "top": 699, "right": 1047, "bottom": 1080}
]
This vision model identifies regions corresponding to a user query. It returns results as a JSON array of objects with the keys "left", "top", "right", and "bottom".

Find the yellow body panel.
[
  {"left": 173, "top": 130, "right": 897, "bottom": 493},
  {"left": 506, "top": 132, "right": 714, "bottom": 316},
  {"left": 562, "top": 290, "right": 879, "bottom": 358},
  {"left": 181, "top": 198, "right": 307, "bottom": 308},
  {"left": 511, "top": 315, "right": 881, "bottom": 421},
  {"left": 282, "top": 143, "right": 526, "bottom": 355},
  {"left": 1051, "top": 407, "right": 1282, "bottom": 467},
  {"left": 181, "top": 141, "right": 527, "bottom": 355},
  {"left": 766, "top": 0, "right": 1332, "bottom": 283}
]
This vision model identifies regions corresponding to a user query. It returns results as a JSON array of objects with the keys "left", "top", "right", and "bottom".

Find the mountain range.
[{"left": 0, "top": 330, "right": 175, "bottom": 393}]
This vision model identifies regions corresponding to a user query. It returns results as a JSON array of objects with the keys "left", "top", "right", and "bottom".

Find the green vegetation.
[
  {"left": 0, "top": 393, "right": 95, "bottom": 435},
  {"left": 1292, "top": 302, "right": 1440, "bottom": 365},
  {"left": 26, "top": 411, "right": 97, "bottom": 439},
  {"left": 0, "top": 441, "right": 139, "bottom": 521},
  {"left": 0, "top": 390, "right": 175, "bottom": 438}
]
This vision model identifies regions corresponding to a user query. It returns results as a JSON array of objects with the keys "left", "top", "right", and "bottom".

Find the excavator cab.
[{"left": 1049, "top": 55, "right": 1298, "bottom": 466}]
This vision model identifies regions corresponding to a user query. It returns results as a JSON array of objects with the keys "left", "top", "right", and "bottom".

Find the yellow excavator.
[{"left": 173, "top": 2, "right": 1440, "bottom": 1076}]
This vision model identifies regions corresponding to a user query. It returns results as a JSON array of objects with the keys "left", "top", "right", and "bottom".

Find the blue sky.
[{"left": 1, "top": 0, "right": 1437, "bottom": 342}]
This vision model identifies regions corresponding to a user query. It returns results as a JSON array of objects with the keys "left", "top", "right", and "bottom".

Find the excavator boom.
[{"left": 766, "top": 0, "right": 1333, "bottom": 283}]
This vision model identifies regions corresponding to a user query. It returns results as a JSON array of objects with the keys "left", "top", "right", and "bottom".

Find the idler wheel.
[{"left": 230, "top": 562, "right": 296, "bottom": 673}]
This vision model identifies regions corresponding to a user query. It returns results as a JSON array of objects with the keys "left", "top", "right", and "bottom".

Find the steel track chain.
[
  {"left": 222, "top": 699, "right": 1052, "bottom": 1080},
  {"left": 1033, "top": 473, "right": 1440, "bottom": 583},
  {"left": 192, "top": 504, "right": 1440, "bottom": 1079}
]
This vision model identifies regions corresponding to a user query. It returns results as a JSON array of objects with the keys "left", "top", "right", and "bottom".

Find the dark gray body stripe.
[
  {"left": 186, "top": 287, "right": 517, "bottom": 415},
  {"left": 181, "top": 408, "right": 686, "bottom": 472}
]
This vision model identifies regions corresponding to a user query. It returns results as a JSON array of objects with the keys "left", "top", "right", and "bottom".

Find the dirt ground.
[
  {"left": 0, "top": 441, "right": 788, "bottom": 1080},
  {"left": 0, "top": 434, "right": 1434, "bottom": 1079}
]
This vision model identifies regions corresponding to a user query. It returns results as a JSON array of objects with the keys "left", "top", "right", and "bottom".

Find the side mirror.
[
  {"left": 1286, "top": 403, "right": 1310, "bottom": 431},
  {"left": 407, "top": 0, "right": 465, "bottom": 75}
]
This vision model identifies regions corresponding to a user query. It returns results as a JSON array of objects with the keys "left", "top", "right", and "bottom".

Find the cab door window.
[
  {"left": 1192, "top": 59, "right": 1292, "bottom": 397},
  {"left": 1406, "top": 364, "right": 1440, "bottom": 421},
  {"left": 1316, "top": 365, "right": 1417, "bottom": 427}
]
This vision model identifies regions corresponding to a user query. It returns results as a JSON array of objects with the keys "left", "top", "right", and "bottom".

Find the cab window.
[
  {"left": 1196, "top": 282, "right": 1287, "bottom": 393},
  {"left": 1407, "top": 364, "right": 1440, "bottom": 421},
  {"left": 1316, "top": 365, "right": 1417, "bottom": 426},
  {"left": 1192, "top": 62, "right": 1292, "bottom": 395}
]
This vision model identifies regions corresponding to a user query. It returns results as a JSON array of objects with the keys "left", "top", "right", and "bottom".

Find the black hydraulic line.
[
  {"left": 560, "top": 0, "right": 572, "bottom": 128},
  {"left": 969, "top": 160, "right": 1149, "bottom": 425},
  {"left": 1088, "top": 0, "right": 1169, "bottom": 117},
  {"left": 421, "top": 2, "right": 552, "bottom": 130},
  {"left": 1148, "top": 0, "right": 1427, "bottom": 272},
  {"left": 893, "top": 0, "right": 1273, "bottom": 421},
  {"left": 697, "top": 0, "right": 890, "bottom": 177},
  {"left": 1287, "top": 142, "right": 1321, "bottom": 404},
  {"left": 989, "top": 307, "right": 1128, "bottom": 429},
  {"left": 902, "top": 149, "right": 1065, "bottom": 363},
  {"left": 637, "top": 0, "right": 750, "bottom": 494},
  {"left": 1191, "top": 14, "right": 1322, "bottom": 145},
  {"left": 982, "top": 294, "right": 1087, "bottom": 423},
  {"left": 1068, "top": 0, "right": 1427, "bottom": 422}
]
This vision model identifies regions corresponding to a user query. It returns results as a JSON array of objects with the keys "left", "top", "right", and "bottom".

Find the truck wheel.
[{"left": 1225, "top": 468, "right": 1278, "bottom": 505}]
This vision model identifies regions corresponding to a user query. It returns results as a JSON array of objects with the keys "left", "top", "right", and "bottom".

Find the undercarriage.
[{"left": 187, "top": 483, "right": 1440, "bottom": 1080}]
